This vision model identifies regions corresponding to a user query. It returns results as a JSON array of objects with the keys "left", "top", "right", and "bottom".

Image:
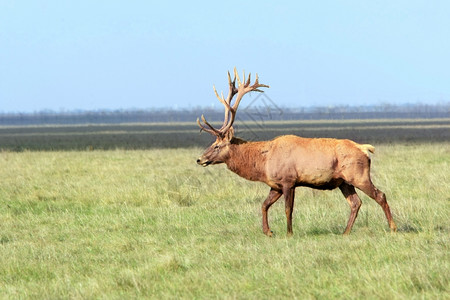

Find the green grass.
[{"left": 0, "top": 143, "right": 449, "bottom": 299}]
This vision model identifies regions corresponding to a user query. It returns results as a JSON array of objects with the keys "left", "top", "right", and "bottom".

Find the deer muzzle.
[{"left": 196, "top": 157, "right": 211, "bottom": 167}]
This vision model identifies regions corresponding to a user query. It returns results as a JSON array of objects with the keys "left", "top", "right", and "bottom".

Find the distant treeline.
[{"left": 1, "top": 103, "right": 449, "bottom": 126}]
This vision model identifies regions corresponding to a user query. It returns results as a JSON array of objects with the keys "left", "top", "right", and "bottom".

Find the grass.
[{"left": 0, "top": 141, "right": 448, "bottom": 299}]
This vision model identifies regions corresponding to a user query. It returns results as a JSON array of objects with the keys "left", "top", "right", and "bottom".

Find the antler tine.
[
  {"left": 245, "top": 72, "right": 251, "bottom": 88},
  {"left": 201, "top": 115, "right": 219, "bottom": 134},
  {"left": 213, "top": 85, "right": 228, "bottom": 107},
  {"left": 234, "top": 67, "right": 241, "bottom": 87},
  {"left": 214, "top": 72, "right": 238, "bottom": 131},
  {"left": 197, "top": 117, "right": 207, "bottom": 133},
  {"left": 252, "top": 73, "right": 270, "bottom": 92},
  {"left": 213, "top": 84, "right": 232, "bottom": 126},
  {"left": 197, "top": 115, "right": 221, "bottom": 136},
  {"left": 227, "top": 70, "right": 233, "bottom": 101},
  {"left": 218, "top": 70, "right": 239, "bottom": 130},
  {"left": 225, "top": 70, "right": 238, "bottom": 105}
]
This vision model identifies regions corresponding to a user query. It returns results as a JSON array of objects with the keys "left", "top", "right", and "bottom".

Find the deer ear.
[{"left": 223, "top": 126, "right": 235, "bottom": 141}]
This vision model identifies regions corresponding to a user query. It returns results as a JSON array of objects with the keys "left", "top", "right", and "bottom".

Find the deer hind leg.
[
  {"left": 339, "top": 183, "right": 362, "bottom": 235},
  {"left": 356, "top": 180, "right": 397, "bottom": 232},
  {"left": 283, "top": 187, "right": 295, "bottom": 237},
  {"left": 262, "top": 188, "right": 282, "bottom": 237}
]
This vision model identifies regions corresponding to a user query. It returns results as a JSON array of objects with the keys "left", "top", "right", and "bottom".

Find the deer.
[{"left": 196, "top": 68, "right": 397, "bottom": 237}]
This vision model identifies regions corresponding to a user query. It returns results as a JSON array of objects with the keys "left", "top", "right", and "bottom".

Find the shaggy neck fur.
[{"left": 225, "top": 138, "right": 268, "bottom": 182}]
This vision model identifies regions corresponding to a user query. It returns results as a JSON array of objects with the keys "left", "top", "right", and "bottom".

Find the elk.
[{"left": 197, "top": 68, "right": 397, "bottom": 236}]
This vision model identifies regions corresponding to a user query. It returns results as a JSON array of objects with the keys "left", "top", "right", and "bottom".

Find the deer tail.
[{"left": 358, "top": 144, "right": 375, "bottom": 157}]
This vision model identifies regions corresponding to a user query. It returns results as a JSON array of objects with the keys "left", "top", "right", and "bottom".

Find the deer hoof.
[
  {"left": 390, "top": 223, "right": 398, "bottom": 233},
  {"left": 264, "top": 230, "right": 274, "bottom": 237}
]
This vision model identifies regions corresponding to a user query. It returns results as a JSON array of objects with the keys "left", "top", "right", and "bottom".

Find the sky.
[{"left": 1, "top": 1, "right": 449, "bottom": 113}]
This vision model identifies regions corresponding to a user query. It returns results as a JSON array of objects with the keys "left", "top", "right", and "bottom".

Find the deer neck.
[{"left": 225, "top": 139, "right": 268, "bottom": 182}]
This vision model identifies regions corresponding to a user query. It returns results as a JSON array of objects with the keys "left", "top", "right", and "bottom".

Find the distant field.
[
  {"left": 0, "top": 118, "right": 449, "bottom": 151},
  {"left": 0, "top": 143, "right": 448, "bottom": 298}
]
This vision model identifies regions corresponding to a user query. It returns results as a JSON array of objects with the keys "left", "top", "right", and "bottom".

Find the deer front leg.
[{"left": 262, "top": 188, "right": 282, "bottom": 237}]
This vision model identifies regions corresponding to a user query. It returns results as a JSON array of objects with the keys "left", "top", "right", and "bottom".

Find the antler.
[
  {"left": 197, "top": 68, "right": 269, "bottom": 138},
  {"left": 213, "top": 70, "right": 237, "bottom": 131}
]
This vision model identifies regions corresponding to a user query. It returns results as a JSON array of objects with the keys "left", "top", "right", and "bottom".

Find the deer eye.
[{"left": 214, "top": 145, "right": 220, "bottom": 150}]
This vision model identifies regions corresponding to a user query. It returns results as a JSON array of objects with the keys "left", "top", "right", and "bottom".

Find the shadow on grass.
[
  {"left": 298, "top": 222, "right": 447, "bottom": 238},
  {"left": 397, "top": 223, "right": 421, "bottom": 233},
  {"left": 306, "top": 226, "right": 343, "bottom": 236}
]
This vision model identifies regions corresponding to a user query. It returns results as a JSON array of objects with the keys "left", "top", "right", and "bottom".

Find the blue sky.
[{"left": 1, "top": 1, "right": 449, "bottom": 113}]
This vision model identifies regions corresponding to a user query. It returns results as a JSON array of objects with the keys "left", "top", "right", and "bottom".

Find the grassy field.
[{"left": 0, "top": 121, "right": 449, "bottom": 298}]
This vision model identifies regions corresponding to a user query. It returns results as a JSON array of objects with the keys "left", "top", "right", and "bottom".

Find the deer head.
[{"left": 197, "top": 68, "right": 269, "bottom": 166}]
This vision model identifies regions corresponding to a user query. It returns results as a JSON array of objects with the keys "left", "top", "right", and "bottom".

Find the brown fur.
[{"left": 197, "top": 134, "right": 397, "bottom": 236}]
